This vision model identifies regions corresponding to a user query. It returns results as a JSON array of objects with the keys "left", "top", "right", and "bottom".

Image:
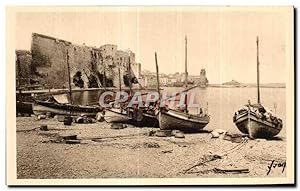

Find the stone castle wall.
[
  {"left": 29, "top": 33, "right": 141, "bottom": 89},
  {"left": 31, "top": 33, "right": 100, "bottom": 88},
  {"left": 15, "top": 50, "right": 32, "bottom": 86}
]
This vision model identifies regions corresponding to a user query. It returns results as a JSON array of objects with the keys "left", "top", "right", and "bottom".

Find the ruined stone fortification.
[
  {"left": 15, "top": 50, "right": 32, "bottom": 86},
  {"left": 31, "top": 33, "right": 100, "bottom": 88},
  {"left": 26, "top": 33, "right": 141, "bottom": 89}
]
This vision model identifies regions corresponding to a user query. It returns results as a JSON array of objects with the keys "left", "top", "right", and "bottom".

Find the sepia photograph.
[{"left": 6, "top": 6, "right": 294, "bottom": 185}]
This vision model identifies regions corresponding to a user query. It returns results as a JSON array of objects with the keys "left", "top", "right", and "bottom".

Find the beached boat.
[
  {"left": 159, "top": 108, "right": 210, "bottom": 132},
  {"left": 33, "top": 100, "right": 101, "bottom": 116},
  {"left": 233, "top": 37, "right": 283, "bottom": 138},
  {"left": 103, "top": 59, "right": 132, "bottom": 124},
  {"left": 103, "top": 59, "right": 159, "bottom": 127},
  {"left": 140, "top": 113, "right": 159, "bottom": 127},
  {"left": 103, "top": 107, "right": 130, "bottom": 123},
  {"left": 32, "top": 50, "right": 102, "bottom": 117},
  {"left": 233, "top": 104, "right": 282, "bottom": 138},
  {"left": 128, "top": 106, "right": 159, "bottom": 127},
  {"left": 104, "top": 106, "right": 158, "bottom": 126},
  {"left": 156, "top": 36, "right": 210, "bottom": 132}
]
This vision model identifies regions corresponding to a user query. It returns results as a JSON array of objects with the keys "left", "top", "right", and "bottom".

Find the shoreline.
[
  {"left": 16, "top": 117, "right": 287, "bottom": 179},
  {"left": 16, "top": 84, "right": 286, "bottom": 95}
]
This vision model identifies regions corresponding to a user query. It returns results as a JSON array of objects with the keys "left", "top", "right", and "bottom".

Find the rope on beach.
[
  {"left": 220, "top": 138, "right": 249, "bottom": 156},
  {"left": 182, "top": 138, "right": 249, "bottom": 174},
  {"left": 87, "top": 132, "right": 147, "bottom": 141},
  {"left": 182, "top": 154, "right": 223, "bottom": 174}
]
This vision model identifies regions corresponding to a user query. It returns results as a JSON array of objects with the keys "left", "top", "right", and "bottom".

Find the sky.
[{"left": 14, "top": 7, "right": 292, "bottom": 84}]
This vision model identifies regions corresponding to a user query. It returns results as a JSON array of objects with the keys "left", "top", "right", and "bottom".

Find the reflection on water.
[{"left": 72, "top": 87, "right": 286, "bottom": 136}]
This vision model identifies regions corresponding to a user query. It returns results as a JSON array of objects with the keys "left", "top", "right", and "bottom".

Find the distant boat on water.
[{"left": 233, "top": 37, "right": 283, "bottom": 138}]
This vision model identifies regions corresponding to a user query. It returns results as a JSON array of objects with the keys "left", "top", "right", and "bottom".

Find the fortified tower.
[{"left": 199, "top": 69, "right": 208, "bottom": 87}]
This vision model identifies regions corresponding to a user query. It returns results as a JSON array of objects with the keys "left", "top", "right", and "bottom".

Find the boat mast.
[
  {"left": 155, "top": 52, "right": 161, "bottom": 98},
  {"left": 128, "top": 56, "right": 133, "bottom": 96},
  {"left": 256, "top": 36, "right": 260, "bottom": 104},
  {"left": 66, "top": 49, "right": 73, "bottom": 104},
  {"left": 118, "top": 67, "right": 122, "bottom": 92},
  {"left": 184, "top": 35, "right": 188, "bottom": 113},
  {"left": 102, "top": 55, "right": 106, "bottom": 89}
]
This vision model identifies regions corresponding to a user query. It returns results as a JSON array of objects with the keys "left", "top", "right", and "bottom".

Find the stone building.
[
  {"left": 31, "top": 33, "right": 99, "bottom": 88},
  {"left": 15, "top": 50, "right": 33, "bottom": 87},
  {"left": 114, "top": 50, "right": 130, "bottom": 88},
  {"left": 188, "top": 69, "right": 209, "bottom": 87},
  {"left": 29, "top": 33, "right": 139, "bottom": 89},
  {"left": 140, "top": 70, "right": 156, "bottom": 88},
  {"left": 199, "top": 69, "right": 209, "bottom": 87}
]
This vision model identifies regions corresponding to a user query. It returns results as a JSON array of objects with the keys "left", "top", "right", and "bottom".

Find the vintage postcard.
[{"left": 6, "top": 6, "right": 294, "bottom": 185}]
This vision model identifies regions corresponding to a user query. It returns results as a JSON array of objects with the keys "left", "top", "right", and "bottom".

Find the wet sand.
[{"left": 16, "top": 117, "right": 286, "bottom": 179}]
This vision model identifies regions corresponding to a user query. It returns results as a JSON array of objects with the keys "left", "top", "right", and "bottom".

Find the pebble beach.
[{"left": 16, "top": 116, "right": 287, "bottom": 179}]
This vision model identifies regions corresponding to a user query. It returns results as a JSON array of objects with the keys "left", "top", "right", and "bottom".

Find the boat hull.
[
  {"left": 234, "top": 112, "right": 282, "bottom": 138},
  {"left": 104, "top": 108, "right": 130, "bottom": 123},
  {"left": 32, "top": 102, "right": 100, "bottom": 116},
  {"left": 159, "top": 110, "right": 209, "bottom": 132},
  {"left": 135, "top": 113, "right": 159, "bottom": 127}
]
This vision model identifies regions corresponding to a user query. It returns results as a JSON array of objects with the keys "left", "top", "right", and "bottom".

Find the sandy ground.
[{"left": 16, "top": 117, "right": 287, "bottom": 179}]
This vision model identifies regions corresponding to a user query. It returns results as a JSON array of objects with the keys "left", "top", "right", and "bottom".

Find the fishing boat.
[
  {"left": 127, "top": 103, "right": 159, "bottom": 127},
  {"left": 103, "top": 58, "right": 132, "bottom": 123},
  {"left": 32, "top": 50, "right": 102, "bottom": 117},
  {"left": 33, "top": 99, "right": 101, "bottom": 116},
  {"left": 139, "top": 111, "right": 159, "bottom": 127},
  {"left": 104, "top": 105, "right": 158, "bottom": 126},
  {"left": 157, "top": 36, "right": 210, "bottom": 132},
  {"left": 233, "top": 37, "right": 283, "bottom": 138},
  {"left": 159, "top": 108, "right": 210, "bottom": 132},
  {"left": 103, "top": 58, "right": 159, "bottom": 127},
  {"left": 103, "top": 106, "right": 130, "bottom": 123}
]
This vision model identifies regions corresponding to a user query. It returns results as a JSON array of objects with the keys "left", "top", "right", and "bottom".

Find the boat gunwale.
[
  {"left": 32, "top": 104, "right": 98, "bottom": 116},
  {"left": 105, "top": 108, "right": 128, "bottom": 117},
  {"left": 160, "top": 109, "right": 210, "bottom": 124},
  {"left": 34, "top": 100, "right": 101, "bottom": 110},
  {"left": 234, "top": 112, "right": 282, "bottom": 130}
]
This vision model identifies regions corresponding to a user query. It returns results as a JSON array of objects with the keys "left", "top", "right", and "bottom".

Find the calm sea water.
[{"left": 72, "top": 87, "right": 286, "bottom": 136}]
